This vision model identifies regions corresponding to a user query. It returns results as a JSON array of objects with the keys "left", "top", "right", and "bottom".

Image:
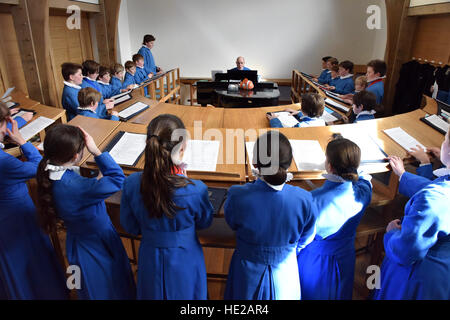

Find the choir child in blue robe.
[
  {"left": 77, "top": 87, "right": 119, "bottom": 121},
  {"left": 328, "top": 61, "right": 355, "bottom": 95},
  {"left": 120, "top": 114, "right": 213, "bottom": 300},
  {"left": 350, "top": 90, "right": 377, "bottom": 122},
  {"left": 366, "top": 59, "right": 386, "bottom": 104},
  {"left": 267, "top": 93, "right": 326, "bottom": 128},
  {"left": 313, "top": 56, "right": 332, "bottom": 84},
  {"left": 137, "top": 34, "right": 163, "bottom": 76},
  {"left": 0, "top": 103, "right": 68, "bottom": 299},
  {"left": 224, "top": 131, "right": 317, "bottom": 300},
  {"left": 133, "top": 54, "right": 151, "bottom": 96},
  {"left": 36, "top": 124, "right": 135, "bottom": 300},
  {"left": 324, "top": 65, "right": 340, "bottom": 89},
  {"left": 297, "top": 134, "right": 372, "bottom": 300},
  {"left": 61, "top": 62, "right": 83, "bottom": 121},
  {"left": 123, "top": 61, "right": 138, "bottom": 89},
  {"left": 374, "top": 129, "right": 450, "bottom": 300},
  {"left": 316, "top": 57, "right": 339, "bottom": 85},
  {"left": 339, "top": 76, "right": 368, "bottom": 105},
  {"left": 230, "top": 56, "right": 251, "bottom": 71},
  {"left": 81, "top": 60, "right": 114, "bottom": 118},
  {"left": 97, "top": 66, "right": 120, "bottom": 99},
  {"left": 111, "top": 63, "right": 135, "bottom": 92}
]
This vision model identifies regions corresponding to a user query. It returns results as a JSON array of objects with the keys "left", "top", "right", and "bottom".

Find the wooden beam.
[
  {"left": 103, "top": 0, "right": 121, "bottom": 64},
  {"left": 408, "top": 3, "right": 450, "bottom": 16},
  {"left": 11, "top": 0, "right": 58, "bottom": 106},
  {"left": 0, "top": 0, "right": 19, "bottom": 5},
  {"left": 48, "top": 0, "right": 100, "bottom": 13},
  {"left": 93, "top": 0, "right": 110, "bottom": 65}
]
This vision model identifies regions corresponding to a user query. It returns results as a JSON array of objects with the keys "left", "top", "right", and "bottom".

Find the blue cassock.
[
  {"left": 120, "top": 172, "right": 213, "bottom": 300},
  {"left": 366, "top": 80, "right": 384, "bottom": 104},
  {"left": 0, "top": 143, "right": 68, "bottom": 299},
  {"left": 111, "top": 77, "right": 125, "bottom": 91},
  {"left": 318, "top": 70, "right": 331, "bottom": 85},
  {"left": 97, "top": 81, "right": 120, "bottom": 99},
  {"left": 329, "top": 77, "right": 340, "bottom": 88},
  {"left": 62, "top": 84, "right": 80, "bottom": 121},
  {"left": 333, "top": 76, "right": 355, "bottom": 95},
  {"left": 134, "top": 67, "right": 149, "bottom": 95},
  {"left": 123, "top": 72, "right": 137, "bottom": 89},
  {"left": 81, "top": 78, "right": 108, "bottom": 118},
  {"left": 138, "top": 46, "right": 157, "bottom": 75},
  {"left": 224, "top": 179, "right": 317, "bottom": 300},
  {"left": 77, "top": 109, "right": 119, "bottom": 121},
  {"left": 297, "top": 174, "right": 372, "bottom": 300},
  {"left": 51, "top": 153, "right": 135, "bottom": 300},
  {"left": 354, "top": 113, "right": 375, "bottom": 122},
  {"left": 373, "top": 172, "right": 450, "bottom": 300}
]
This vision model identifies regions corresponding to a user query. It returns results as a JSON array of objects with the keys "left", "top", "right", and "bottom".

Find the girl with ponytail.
[
  {"left": 120, "top": 114, "right": 213, "bottom": 300},
  {"left": 36, "top": 124, "right": 135, "bottom": 300},
  {"left": 224, "top": 131, "right": 317, "bottom": 300},
  {"left": 297, "top": 133, "right": 373, "bottom": 300},
  {"left": 0, "top": 102, "right": 67, "bottom": 299}
]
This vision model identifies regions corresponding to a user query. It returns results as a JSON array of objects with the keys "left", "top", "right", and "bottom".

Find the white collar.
[
  {"left": 368, "top": 76, "right": 386, "bottom": 83},
  {"left": 433, "top": 168, "right": 450, "bottom": 177},
  {"left": 45, "top": 163, "right": 80, "bottom": 181},
  {"left": 97, "top": 80, "right": 110, "bottom": 86},
  {"left": 322, "top": 173, "right": 347, "bottom": 183},
  {"left": 0, "top": 142, "right": 4, "bottom": 149},
  {"left": 252, "top": 169, "right": 293, "bottom": 191},
  {"left": 77, "top": 106, "right": 95, "bottom": 112},
  {"left": 137, "top": 65, "right": 145, "bottom": 69},
  {"left": 327, "top": 70, "right": 331, "bottom": 73},
  {"left": 64, "top": 81, "right": 81, "bottom": 90},
  {"left": 340, "top": 74, "right": 353, "bottom": 80},
  {"left": 356, "top": 110, "right": 376, "bottom": 118}
]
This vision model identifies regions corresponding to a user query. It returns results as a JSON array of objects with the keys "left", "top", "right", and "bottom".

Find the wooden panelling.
[
  {"left": 49, "top": 11, "right": 94, "bottom": 108},
  {"left": 410, "top": 14, "right": 450, "bottom": 64},
  {"left": 0, "top": 12, "right": 28, "bottom": 95},
  {"left": 408, "top": 2, "right": 450, "bottom": 15}
]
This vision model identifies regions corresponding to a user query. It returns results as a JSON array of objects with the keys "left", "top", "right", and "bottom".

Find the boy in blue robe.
[
  {"left": 313, "top": 56, "right": 332, "bottom": 84},
  {"left": 267, "top": 93, "right": 326, "bottom": 128},
  {"left": 133, "top": 54, "right": 151, "bottom": 96},
  {"left": 224, "top": 131, "right": 317, "bottom": 300},
  {"left": 61, "top": 62, "right": 83, "bottom": 121},
  {"left": 81, "top": 60, "right": 114, "bottom": 118},
  {"left": 97, "top": 66, "right": 120, "bottom": 99},
  {"left": 77, "top": 87, "right": 119, "bottom": 121},
  {"left": 123, "top": 61, "right": 138, "bottom": 89},
  {"left": 36, "top": 124, "right": 136, "bottom": 300},
  {"left": 137, "top": 34, "right": 163, "bottom": 76},
  {"left": 120, "top": 114, "right": 213, "bottom": 299},
  {"left": 328, "top": 60, "right": 355, "bottom": 95},
  {"left": 366, "top": 59, "right": 386, "bottom": 104},
  {"left": 0, "top": 105, "right": 68, "bottom": 299},
  {"left": 349, "top": 90, "right": 377, "bottom": 122},
  {"left": 297, "top": 134, "right": 372, "bottom": 299},
  {"left": 374, "top": 129, "right": 450, "bottom": 300},
  {"left": 315, "top": 57, "right": 339, "bottom": 85},
  {"left": 111, "top": 63, "right": 136, "bottom": 92}
]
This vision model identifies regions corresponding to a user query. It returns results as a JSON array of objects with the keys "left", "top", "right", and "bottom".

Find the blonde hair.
[{"left": 355, "top": 76, "right": 368, "bottom": 88}]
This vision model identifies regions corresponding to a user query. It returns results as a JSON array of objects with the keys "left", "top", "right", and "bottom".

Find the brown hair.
[
  {"left": 82, "top": 60, "right": 100, "bottom": 76},
  {"left": 125, "top": 61, "right": 135, "bottom": 70},
  {"left": 36, "top": 125, "right": 85, "bottom": 234},
  {"left": 330, "top": 65, "right": 339, "bottom": 73},
  {"left": 98, "top": 66, "right": 111, "bottom": 79},
  {"left": 339, "top": 60, "right": 354, "bottom": 74},
  {"left": 367, "top": 60, "right": 387, "bottom": 77},
  {"left": 78, "top": 87, "right": 101, "bottom": 108},
  {"left": 111, "top": 63, "right": 124, "bottom": 75},
  {"left": 143, "top": 34, "right": 156, "bottom": 45},
  {"left": 353, "top": 90, "right": 377, "bottom": 111},
  {"left": 301, "top": 93, "right": 325, "bottom": 118},
  {"left": 327, "top": 57, "right": 339, "bottom": 66},
  {"left": 254, "top": 131, "right": 293, "bottom": 185},
  {"left": 355, "top": 76, "right": 368, "bottom": 88},
  {"left": 0, "top": 101, "right": 11, "bottom": 124},
  {"left": 326, "top": 133, "right": 361, "bottom": 181},
  {"left": 132, "top": 54, "right": 144, "bottom": 63},
  {"left": 61, "top": 62, "right": 82, "bottom": 81},
  {"left": 141, "top": 114, "right": 192, "bottom": 219}
]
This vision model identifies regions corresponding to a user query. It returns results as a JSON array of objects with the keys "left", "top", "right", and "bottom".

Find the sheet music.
[
  {"left": 19, "top": 117, "right": 55, "bottom": 141},
  {"left": 1, "top": 87, "right": 14, "bottom": 100},
  {"left": 111, "top": 90, "right": 131, "bottom": 100},
  {"left": 109, "top": 132, "right": 147, "bottom": 166},
  {"left": 321, "top": 109, "right": 338, "bottom": 123},
  {"left": 383, "top": 127, "right": 426, "bottom": 152},
  {"left": 183, "top": 140, "right": 220, "bottom": 172},
  {"left": 426, "top": 115, "right": 449, "bottom": 133},
  {"left": 274, "top": 112, "right": 300, "bottom": 127},
  {"left": 341, "top": 132, "right": 386, "bottom": 162},
  {"left": 289, "top": 140, "right": 326, "bottom": 171},
  {"left": 118, "top": 102, "right": 148, "bottom": 119},
  {"left": 325, "top": 98, "right": 349, "bottom": 112},
  {"left": 114, "top": 94, "right": 131, "bottom": 105},
  {"left": 12, "top": 111, "right": 27, "bottom": 119}
]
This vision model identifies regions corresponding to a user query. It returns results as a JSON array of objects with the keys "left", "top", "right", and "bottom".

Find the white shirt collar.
[
  {"left": 0, "top": 142, "right": 4, "bottom": 149},
  {"left": 356, "top": 110, "right": 376, "bottom": 118},
  {"left": 77, "top": 106, "right": 95, "bottom": 112},
  {"left": 252, "top": 169, "right": 294, "bottom": 191},
  {"left": 137, "top": 65, "right": 144, "bottom": 69},
  {"left": 368, "top": 76, "right": 386, "bottom": 83},
  {"left": 322, "top": 173, "right": 347, "bottom": 183},
  {"left": 45, "top": 163, "right": 80, "bottom": 181},
  {"left": 327, "top": 70, "right": 331, "bottom": 74},
  {"left": 433, "top": 168, "right": 450, "bottom": 177},
  {"left": 64, "top": 81, "right": 81, "bottom": 90},
  {"left": 97, "top": 80, "right": 109, "bottom": 86},
  {"left": 340, "top": 74, "right": 354, "bottom": 80}
]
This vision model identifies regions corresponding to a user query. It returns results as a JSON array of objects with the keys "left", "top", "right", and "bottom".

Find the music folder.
[{"left": 208, "top": 187, "right": 227, "bottom": 216}]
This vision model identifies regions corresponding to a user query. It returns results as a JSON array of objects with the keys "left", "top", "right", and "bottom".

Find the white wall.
[
  {"left": 117, "top": 0, "right": 132, "bottom": 65},
  {"left": 119, "top": 0, "right": 387, "bottom": 78}
]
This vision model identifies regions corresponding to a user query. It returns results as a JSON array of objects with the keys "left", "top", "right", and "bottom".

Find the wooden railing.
[{"left": 140, "top": 68, "right": 181, "bottom": 104}]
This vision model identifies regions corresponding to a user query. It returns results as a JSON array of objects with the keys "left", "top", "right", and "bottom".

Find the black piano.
[{"left": 196, "top": 70, "right": 280, "bottom": 108}]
